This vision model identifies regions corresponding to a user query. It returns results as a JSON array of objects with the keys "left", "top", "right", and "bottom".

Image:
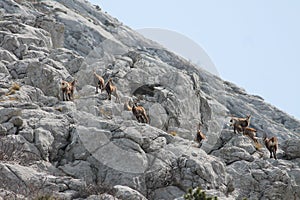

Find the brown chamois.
[
  {"left": 126, "top": 99, "right": 149, "bottom": 124},
  {"left": 243, "top": 127, "right": 258, "bottom": 143},
  {"left": 61, "top": 79, "right": 76, "bottom": 101},
  {"left": 104, "top": 78, "right": 120, "bottom": 103},
  {"left": 93, "top": 70, "right": 105, "bottom": 94},
  {"left": 195, "top": 123, "right": 206, "bottom": 148},
  {"left": 263, "top": 133, "right": 278, "bottom": 160},
  {"left": 230, "top": 115, "right": 251, "bottom": 133}
]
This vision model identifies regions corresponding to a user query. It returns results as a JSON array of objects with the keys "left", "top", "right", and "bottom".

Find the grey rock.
[
  {"left": 34, "top": 128, "right": 54, "bottom": 161},
  {"left": 227, "top": 159, "right": 298, "bottom": 199},
  {"left": 0, "top": 162, "right": 85, "bottom": 199},
  {"left": 0, "top": 124, "right": 7, "bottom": 136},
  {"left": 224, "top": 135, "right": 257, "bottom": 154},
  {"left": 7, "top": 60, "right": 30, "bottom": 79},
  {"left": 0, "top": 34, "right": 20, "bottom": 54},
  {"left": 59, "top": 160, "right": 96, "bottom": 185},
  {"left": 282, "top": 139, "right": 300, "bottom": 159},
  {"left": 113, "top": 185, "right": 147, "bottom": 200},
  {"left": 0, "top": 63, "right": 10, "bottom": 76},
  {"left": 84, "top": 194, "right": 120, "bottom": 200},
  {"left": 25, "top": 60, "right": 70, "bottom": 98},
  {"left": 0, "top": 49, "right": 18, "bottom": 62},
  {"left": 9, "top": 116, "right": 23, "bottom": 127},
  {"left": 1, "top": 122, "right": 15, "bottom": 135},
  {"left": 148, "top": 103, "right": 168, "bottom": 130},
  {"left": 0, "top": 0, "right": 299, "bottom": 200},
  {"left": 0, "top": 107, "right": 21, "bottom": 124},
  {"left": 150, "top": 186, "right": 185, "bottom": 200},
  {"left": 212, "top": 145, "right": 255, "bottom": 164},
  {"left": 35, "top": 15, "right": 65, "bottom": 49},
  {"left": 49, "top": 48, "right": 84, "bottom": 75},
  {"left": 19, "top": 127, "right": 34, "bottom": 143}
]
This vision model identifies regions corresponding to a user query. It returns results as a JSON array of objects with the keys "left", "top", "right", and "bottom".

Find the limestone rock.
[
  {"left": 34, "top": 128, "right": 54, "bottom": 161},
  {"left": 0, "top": 0, "right": 299, "bottom": 199},
  {"left": 282, "top": 139, "right": 300, "bottom": 159},
  {"left": 113, "top": 185, "right": 147, "bottom": 200}
]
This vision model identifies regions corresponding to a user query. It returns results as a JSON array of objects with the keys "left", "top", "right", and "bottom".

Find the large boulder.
[{"left": 282, "top": 139, "right": 300, "bottom": 159}]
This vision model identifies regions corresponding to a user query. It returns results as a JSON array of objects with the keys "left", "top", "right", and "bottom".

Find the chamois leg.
[
  {"left": 63, "top": 91, "right": 68, "bottom": 101},
  {"left": 95, "top": 80, "right": 102, "bottom": 94},
  {"left": 272, "top": 148, "right": 277, "bottom": 160},
  {"left": 141, "top": 116, "right": 147, "bottom": 123},
  {"left": 108, "top": 93, "right": 112, "bottom": 100},
  {"left": 137, "top": 115, "right": 145, "bottom": 123},
  {"left": 62, "top": 92, "right": 65, "bottom": 101},
  {"left": 143, "top": 115, "right": 149, "bottom": 124},
  {"left": 68, "top": 92, "right": 72, "bottom": 101},
  {"left": 269, "top": 148, "right": 274, "bottom": 159},
  {"left": 95, "top": 86, "right": 98, "bottom": 94},
  {"left": 137, "top": 115, "right": 143, "bottom": 123}
]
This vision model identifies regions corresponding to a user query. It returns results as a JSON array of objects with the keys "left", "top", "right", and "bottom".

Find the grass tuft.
[
  {"left": 6, "top": 82, "right": 21, "bottom": 96},
  {"left": 169, "top": 131, "right": 177, "bottom": 136}
]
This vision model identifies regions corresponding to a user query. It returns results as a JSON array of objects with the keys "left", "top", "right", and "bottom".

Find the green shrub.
[{"left": 184, "top": 187, "right": 218, "bottom": 200}]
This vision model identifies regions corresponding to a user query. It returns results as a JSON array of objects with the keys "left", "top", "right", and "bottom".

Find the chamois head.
[
  {"left": 61, "top": 79, "right": 76, "bottom": 101},
  {"left": 229, "top": 114, "right": 251, "bottom": 134},
  {"left": 61, "top": 80, "right": 68, "bottom": 89}
]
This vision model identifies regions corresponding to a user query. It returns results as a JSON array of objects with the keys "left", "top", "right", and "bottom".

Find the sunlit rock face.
[{"left": 0, "top": 0, "right": 299, "bottom": 199}]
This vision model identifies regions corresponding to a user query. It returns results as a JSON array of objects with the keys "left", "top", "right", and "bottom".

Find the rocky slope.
[{"left": 0, "top": 0, "right": 299, "bottom": 199}]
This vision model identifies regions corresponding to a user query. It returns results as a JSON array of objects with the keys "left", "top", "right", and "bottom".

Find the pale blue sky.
[{"left": 89, "top": 0, "right": 300, "bottom": 120}]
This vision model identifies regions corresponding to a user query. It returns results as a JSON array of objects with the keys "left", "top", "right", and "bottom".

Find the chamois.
[
  {"left": 263, "top": 133, "right": 278, "bottom": 160},
  {"left": 126, "top": 99, "right": 149, "bottom": 124},
  {"left": 195, "top": 123, "right": 206, "bottom": 147},
  {"left": 61, "top": 79, "right": 76, "bottom": 101},
  {"left": 93, "top": 70, "right": 105, "bottom": 94},
  {"left": 230, "top": 115, "right": 251, "bottom": 133},
  {"left": 243, "top": 127, "right": 258, "bottom": 143},
  {"left": 104, "top": 78, "right": 120, "bottom": 103}
]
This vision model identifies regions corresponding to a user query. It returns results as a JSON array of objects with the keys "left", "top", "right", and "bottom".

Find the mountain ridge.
[{"left": 0, "top": 0, "right": 299, "bottom": 199}]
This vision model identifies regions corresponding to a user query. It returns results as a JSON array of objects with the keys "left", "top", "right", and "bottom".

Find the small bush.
[
  {"left": 0, "top": 139, "right": 24, "bottom": 162},
  {"left": 78, "top": 183, "right": 114, "bottom": 198},
  {"left": 0, "top": 138, "right": 40, "bottom": 165},
  {"left": 184, "top": 187, "right": 218, "bottom": 200}
]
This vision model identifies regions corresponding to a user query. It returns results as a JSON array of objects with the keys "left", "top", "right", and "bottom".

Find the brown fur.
[
  {"left": 61, "top": 80, "right": 76, "bottom": 101},
  {"left": 243, "top": 127, "right": 258, "bottom": 143},
  {"left": 196, "top": 130, "right": 206, "bottom": 144},
  {"left": 126, "top": 100, "right": 149, "bottom": 124},
  {"left": 195, "top": 123, "right": 206, "bottom": 147},
  {"left": 263, "top": 135, "right": 278, "bottom": 160},
  {"left": 104, "top": 78, "right": 120, "bottom": 103},
  {"left": 93, "top": 70, "right": 105, "bottom": 94},
  {"left": 230, "top": 115, "right": 251, "bottom": 133}
]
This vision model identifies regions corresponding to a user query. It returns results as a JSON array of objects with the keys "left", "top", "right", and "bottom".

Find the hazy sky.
[{"left": 89, "top": 0, "right": 300, "bottom": 120}]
